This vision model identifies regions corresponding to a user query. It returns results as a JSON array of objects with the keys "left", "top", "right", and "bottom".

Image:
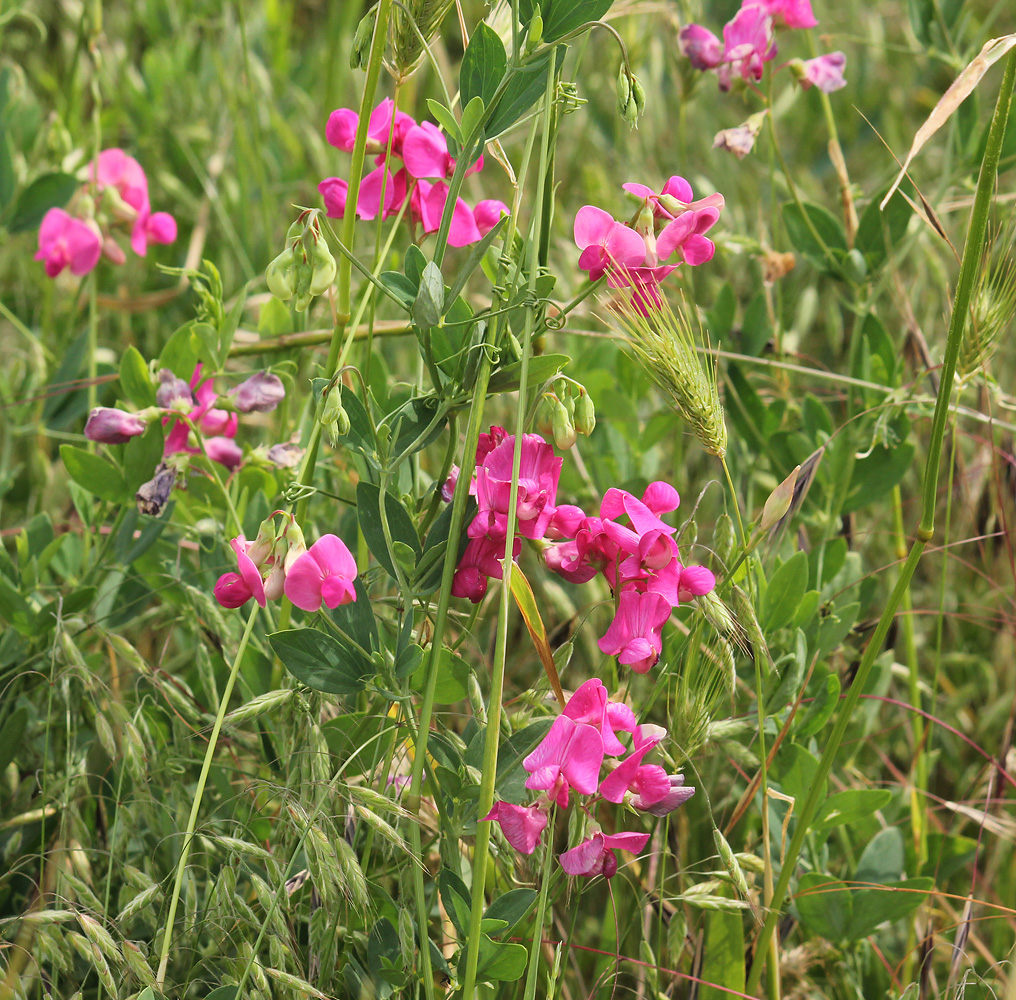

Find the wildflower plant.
[{"left": 4, "top": 3, "right": 1016, "bottom": 1000}]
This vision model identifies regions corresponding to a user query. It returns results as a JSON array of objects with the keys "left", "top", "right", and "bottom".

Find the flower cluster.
[
  {"left": 36, "top": 148, "right": 177, "bottom": 279},
  {"left": 318, "top": 98, "right": 509, "bottom": 248},
  {"left": 84, "top": 366, "right": 285, "bottom": 474},
  {"left": 574, "top": 176, "right": 723, "bottom": 314},
  {"left": 451, "top": 427, "right": 561, "bottom": 604},
  {"left": 451, "top": 430, "right": 714, "bottom": 676},
  {"left": 214, "top": 514, "right": 358, "bottom": 613},
  {"left": 680, "top": 0, "right": 846, "bottom": 95},
  {"left": 484, "top": 679, "right": 694, "bottom": 877}
]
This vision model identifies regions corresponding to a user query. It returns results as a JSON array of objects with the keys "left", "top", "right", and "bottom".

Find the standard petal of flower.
[
  {"left": 484, "top": 802, "right": 548, "bottom": 855},
  {"left": 559, "top": 834, "right": 606, "bottom": 876},
  {"left": 325, "top": 108, "right": 359, "bottom": 151},
  {"left": 319, "top": 177, "right": 349, "bottom": 219},
  {"left": 403, "top": 122, "right": 452, "bottom": 179},
  {"left": 573, "top": 206, "right": 615, "bottom": 249}
]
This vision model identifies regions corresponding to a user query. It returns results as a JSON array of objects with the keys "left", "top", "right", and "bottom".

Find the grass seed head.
[
  {"left": 611, "top": 290, "right": 728, "bottom": 458},
  {"left": 391, "top": 0, "right": 455, "bottom": 79}
]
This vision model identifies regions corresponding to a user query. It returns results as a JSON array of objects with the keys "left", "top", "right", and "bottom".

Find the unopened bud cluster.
[
  {"left": 535, "top": 379, "right": 596, "bottom": 451},
  {"left": 266, "top": 210, "right": 337, "bottom": 311},
  {"left": 616, "top": 66, "right": 646, "bottom": 129}
]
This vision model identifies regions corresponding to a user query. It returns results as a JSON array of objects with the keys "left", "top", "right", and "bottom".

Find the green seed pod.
[
  {"left": 266, "top": 247, "right": 296, "bottom": 300},
  {"left": 334, "top": 402, "right": 351, "bottom": 437},
  {"left": 574, "top": 391, "right": 596, "bottom": 435}
]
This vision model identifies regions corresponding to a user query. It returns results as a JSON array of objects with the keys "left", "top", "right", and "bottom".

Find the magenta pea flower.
[
  {"left": 283, "top": 533, "right": 358, "bottom": 612},
  {"left": 598, "top": 725, "right": 673, "bottom": 805},
  {"left": 598, "top": 589, "right": 672, "bottom": 674},
  {"left": 561, "top": 679, "right": 636, "bottom": 757},
  {"left": 795, "top": 52, "right": 847, "bottom": 93},
  {"left": 130, "top": 205, "right": 178, "bottom": 256},
  {"left": 523, "top": 715, "right": 605, "bottom": 808},
  {"left": 743, "top": 0, "right": 817, "bottom": 29},
  {"left": 474, "top": 200, "right": 510, "bottom": 236},
  {"left": 84, "top": 406, "right": 148, "bottom": 444},
  {"left": 325, "top": 98, "right": 413, "bottom": 157},
  {"left": 232, "top": 372, "right": 286, "bottom": 413},
  {"left": 35, "top": 208, "right": 103, "bottom": 278},
  {"left": 483, "top": 802, "right": 549, "bottom": 855},
  {"left": 636, "top": 773, "right": 696, "bottom": 816},
  {"left": 451, "top": 535, "right": 519, "bottom": 603},
  {"left": 679, "top": 24, "right": 725, "bottom": 70},
  {"left": 93, "top": 148, "right": 149, "bottom": 212},
  {"left": 573, "top": 206, "right": 646, "bottom": 281},
  {"left": 559, "top": 830, "right": 650, "bottom": 879},
  {"left": 213, "top": 536, "right": 267, "bottom": 610},
  {"left": 721, "top": 5, "right": 776, "bottom": 86}
]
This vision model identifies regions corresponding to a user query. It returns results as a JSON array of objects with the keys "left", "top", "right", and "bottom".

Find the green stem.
[
  {"left": 522, "top": 808, "right": 558, "bottom": 1000},
  {"left": 460, "top": 48, "right": 557, "bottom": 1000},
  {"left": 155, "top": 601, "right": 260, "bottom": 989},
  {"left": 744, "top": 47, "right": 1016, "bottom": 995}
]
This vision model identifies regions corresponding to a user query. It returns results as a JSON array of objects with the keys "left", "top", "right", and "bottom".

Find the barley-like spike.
[{"left": 390, "top": 0, "right": 455, "bottom": 80}]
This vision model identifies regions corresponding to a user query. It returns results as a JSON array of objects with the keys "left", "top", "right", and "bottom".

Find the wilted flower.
[
  {"left": 232, "top": 371, "right": 286, "bottom": 413},
  {"left": 483, "top": 802, "right": 549, "bottom": 855},
  {"left": 793, "top": 52, "right": 848, "bottom": 93}
]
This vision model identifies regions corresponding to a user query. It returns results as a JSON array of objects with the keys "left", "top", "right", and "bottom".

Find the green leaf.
[
  {"left": 843, "top": 442, "right": 914, "bottom": 514},
  {"left": 461, "top": 23, "right": 507, "bottom": 108},
  {"left": 0, "top": 706, "right": 28, "bottom": 771},
  {"left": 123, "top": 421, "right": 165, "bottom": 494},
  {"left": 216, "top": 286, "right": 246, "bottom": 364},
  {"left": 855, "top": 827, "right": 904, "bottom": 884},
  {"left": 119, "top": 346, "right": 156, "bottom": 408},
  {"left": 356, "top": 482, "right": 421, "bottom": 580},
  {"left": 60, "top": 445, "right": 127, "bottom": 504},
  {"left": 8, "top": 172, "right": 79, "bottom": 233},
  {"left": 761, "top": 550, "right": 808, "bottom": 633},
  {"left": 697, "top": 890, "right": 746, "bottom": 1000},
  {"left": 258, "top": 295, "right": 292, "bottom": 336},
  {"left": 328, "top": 577, "right": 379, "bottom": 666},
  {"left": 488, "top": 353, "right": 570, "bottom": 393},
  {"left": 815, "top": 789, "right": 892, "bottom": 831},
  {"left": 415, "top": 497, "right": 475, "bottom": 595},
  {"left": 776, "top": 743, "right": 825, "bottom": 806},
  {"left": 782, "top": 200, "right": 846, "bottom": 274},
  {"left": 412, "top": 261, "right": 444, "bottom": 329},
  {"left": 795, "top": 670, "right": 840, "bottom": 739},
  {"left": 203, "top": 988, "right": 238, "bottom": 1000},
  {"left": 846, "top": 878, "right": 933, "bottom": 941},
  {"left": 425, "top": 99, "right": 463, "bottom": 144},
  {"left": 484, "top": 889, "right": 537, "bottom": 936},
  {"left": 795, "top": 873, "right": 852, "bottom": 942},
  {"left": 404, "top": 244, "right": 427, "bottom": 288},
  {"left": 157, "top": 322, "right": 202, "bottom": 377},
  {"left": 486, "top": 47, "right": 564, "bottom": 139},
  {"left": 474, "top": 935, "right": 528, "bottom": 982},
  {"left": 411, "top": 647, "right": 470, "bottom": 704},
  {"left": 519, "top": 0, "right": 614, "bottom": 42},
  {"left": 439, "top": 869, "right": 471, "bottom": 939},
  {"left": 379, "top": 270, "right": 418, "bottom": 308},
  {"left": 269, "top": 627, "right": 371, "bottom": 695},
  {"left": 0, "top": 132, "right": 14, "bottom": 211},
  {"left": 446, "top": 216, "right": 507, "bottom": 305},
  {"left": 815, "top": 601, "right": 859, "bottom": 657},
  {"left": 855, "top": 184, "right": 913, "bottom": 274}
]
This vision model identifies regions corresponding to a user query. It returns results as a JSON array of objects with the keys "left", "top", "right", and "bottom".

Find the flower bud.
[
  {"left": 155, "top": 368, "right": 194, "bottom": 409},
  {"left": 550, "top": 398, "right": 576, "bottom": 450},
  {"left": 84, "top": 406, "right": 147, "bottom": 444},
  {"left": 248, "top": 516, "right": 278, "bottom": 566},
  {"left": 526, "top": 6, "right": 543, "bottom": 53},
  {"left": 232, "top": 371, "right": 286, "bottom": 413},
  {"left": 283, "top": 521, "right": 308, "bottom": 572},
  {"left": 616, "top": 65, "right": 631, "bottom": 119},
  {"left": 318, "top": 388, "right": 342, "bottom": 427},
  {"left": 292, "top": 255, "right": 315, "bottom": 311},
  {"left": 266, "top": 247, "right": 296, "bottom": 300},
  {"left": 535, "top": 395, "right": 556, "bottom": 436},
  {"left": 631, "top": 75, "right": 646, "bottom": 117},
  {"left": 574, "top": 391, "right": 596, "bottom": 436}
]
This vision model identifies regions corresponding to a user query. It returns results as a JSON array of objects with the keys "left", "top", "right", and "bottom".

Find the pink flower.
[
  {"left": 743, "top": 0, "right": 817, "bottom": 29},
  {"left": 721, "top": 5, "right": 776, "bottom": 85},
  {"left": 559, "top": 831, "right": 650, "bottom": 879},
  {"left": 523, "top": 715, "right": 605, "bottom": 808},
  {"left": 597, "top": 589, "right": 672, "bottom": 673},
  {"left": 574, "top": 206, "right": 646, "bottom": 281},
  {"left": 232, "top": 372, "right": 285, "bottom": 413},
  {"left": 561, "top": 679, "right": 636, "bottom": 756},
  {"left": 411, "top": 180, "right": 483, "bottom": 246},
  {"left": 451, "top": 535, "right": 519, "bottom": 603},
  {"left": 325, "top": 99, "right": 413, "bottom": 156},
  {"left": 203, "top": 436, "right": 243, "bottom": 469},
  {"left": 635, "top": 773, "right": 696, "bottom": 816},
  {"left": 214, "top": 536, "right": 267, "bottom": 610},
  {"left": 35, "top": 208, "right": 103, "bottom": 278},
  {"left": 403, "top": 121, "right": 484, "bottom": 180},
  {"left": 319, "top": 177, "right": 349, "bottom": 219},
  {"left": 483, "top": 802, "right": 549, "bottom": 855},
  {"left": 598, "top": 725, "right": 672, "bottom": 804},
  {"left": 796, "top": 52, "right": 847, "bottom": 93},
  {"left": 84, "top": 406, "right": 147, "bottom": 444},
  {"left": 283, "top": 533, "right": 358, "bottom": 612},
  {"left": 473, "top": 433, "right": 562, "bottom": 540},
  {"left": 474, "top": 200, "right": 510, "bottom": 236},
  {"left": 679, "top": 24, "right": 724, "bottom": 70},
  {"left": 163, "top": 365, "right": 240, "bottom": 469},
  {"left": 131, "top": 205, "right": 178, "bottom": 256},
  {"left": 214, "top": 572, "right": 255, "bottom": 608},
  {"left": 93, "top": 149, "right": 149, "bottom": 212}
]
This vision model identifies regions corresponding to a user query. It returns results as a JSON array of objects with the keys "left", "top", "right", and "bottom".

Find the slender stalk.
[
  {"left": 744, "top": 48, "right": 1016, "bottom": 995},
  {"left": 460, "top": 50, "right": 557, "bottom": 999},
  {"left": 155, "top": 601, "right": 260, "bottom": 988},
  {"left": 522, "top": 809, "right": 558, "bottom": 1000}
]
